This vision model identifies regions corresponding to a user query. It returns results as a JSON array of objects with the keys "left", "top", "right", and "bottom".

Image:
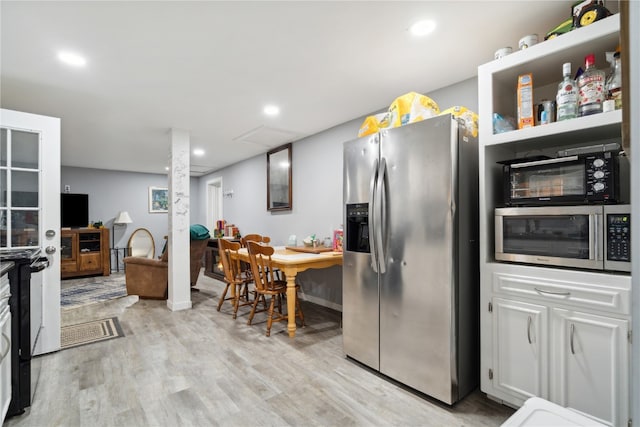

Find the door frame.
[{"left": 206, "top": 177, "right": 223, "bottom": 235}]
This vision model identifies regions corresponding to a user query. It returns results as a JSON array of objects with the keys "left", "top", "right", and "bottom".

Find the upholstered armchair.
[
  {"left": 124, "top": 225, "right": 210, "bottom": 299},
  {"left": 124, "top": 250, "right": 169, "bottom": 299}
]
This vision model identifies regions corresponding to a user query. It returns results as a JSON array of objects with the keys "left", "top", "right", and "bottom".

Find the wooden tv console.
[{"left": 60, "top": 228, "right": 110, "bottom": 279}]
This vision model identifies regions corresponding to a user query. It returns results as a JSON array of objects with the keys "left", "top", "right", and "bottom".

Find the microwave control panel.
[{"left": 606, "top": 213, "right": 631, "bottom": 262}]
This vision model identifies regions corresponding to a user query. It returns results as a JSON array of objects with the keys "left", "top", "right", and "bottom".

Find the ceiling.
[{"left": 1, "top": 1, "right": 576, "bottom": 176}]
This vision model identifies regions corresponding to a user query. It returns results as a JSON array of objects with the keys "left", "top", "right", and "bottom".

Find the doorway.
[{"left": 206, "top": 177, "right": 223, "bottom": 234}]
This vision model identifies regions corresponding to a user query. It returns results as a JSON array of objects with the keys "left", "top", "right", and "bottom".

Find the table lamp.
[{"left": 112, "top": 211, "right": 133, "bottom": 248}]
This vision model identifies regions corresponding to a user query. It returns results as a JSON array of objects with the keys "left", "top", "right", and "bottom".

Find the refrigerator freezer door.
[
  {"left": 379, "top": 116, "right": 458, "bottom": 403},
  {"left": 343, "top": 134, "right": 380, "bottom": 370}
]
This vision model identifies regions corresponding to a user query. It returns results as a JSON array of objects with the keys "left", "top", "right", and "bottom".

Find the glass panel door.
[
  {"left": 60, "top": 235, "right": 74, "bottom": 261},
  {"left": 0, "top": 128, "right": 40, "bottom": 249}
]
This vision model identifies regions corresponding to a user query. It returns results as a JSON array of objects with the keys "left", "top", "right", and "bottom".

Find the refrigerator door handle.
[
  {"left": 369, "top": 158, "right": 379, "bottom": 273},
  {"left": 375, "top": 157, "right": 387, "bottom": 274}
]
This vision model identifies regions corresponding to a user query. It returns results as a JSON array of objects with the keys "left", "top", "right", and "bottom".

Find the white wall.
[
  {"left": 60, "top": 167, "right": 200, "bottom": 259},
  {"left": 195, "top": 77, "right": 479, "bottom": 308}
]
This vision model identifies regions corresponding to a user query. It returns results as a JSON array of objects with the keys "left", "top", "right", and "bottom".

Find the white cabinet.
[
  {"left": 492, "top": 298, "right": 548, "bottom": 402},
  {"left": 551, "top": 309, "right": 629, "bottom": 427},
  {"left": 478, "top": 13, "right": 631, "bottom": 427},
  {"left": 483, "top": 265, "right": 630, "bottom": 426}
]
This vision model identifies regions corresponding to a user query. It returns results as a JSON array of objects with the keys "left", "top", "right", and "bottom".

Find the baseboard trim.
[
  {"left": 300, "top": 293, "right": 342, "bottom": 312},
  {"left": 167, "top": 299, "right": 192, "bottom": 311}
]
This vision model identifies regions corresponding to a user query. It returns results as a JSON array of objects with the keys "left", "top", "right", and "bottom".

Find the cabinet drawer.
[
  {"left": 493, "top": 272, "right": 631, "bottom": 315},
  {"left": 60, "top": 262, "right": 78, "bottom": 273},
  {"left": 79, "top": 254, "right": 101, "bottom": 271}
]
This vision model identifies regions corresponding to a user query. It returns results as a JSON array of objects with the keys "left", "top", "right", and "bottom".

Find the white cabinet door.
[
  {"left": 492, "top": 298, "right": 548, "bottom": 403},
  {"left": 551, "top": 308, "right": 629, "bottom": 427},
  {"left": 0, "top": 305, "right": 11, "bottom": 423}
]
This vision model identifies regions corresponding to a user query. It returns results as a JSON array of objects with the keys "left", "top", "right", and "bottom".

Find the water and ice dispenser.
[{"left": 346, "top": 203, "right": 370, "bottom": 253}]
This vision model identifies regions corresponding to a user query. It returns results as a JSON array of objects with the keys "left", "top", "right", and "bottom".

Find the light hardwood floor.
[{"left": 6, "top": 272, "right": 514, "bottom": 426}]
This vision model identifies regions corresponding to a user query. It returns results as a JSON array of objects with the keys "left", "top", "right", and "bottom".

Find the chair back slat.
[
  {"left": 241, "top": 234, "right": 271, "bottom": 247},
  {"left": 219, "top": 239, "right": 243, "bottom": 285}
]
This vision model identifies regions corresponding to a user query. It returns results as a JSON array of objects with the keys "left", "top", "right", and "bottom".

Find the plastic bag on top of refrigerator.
[{"left": 387, "top": 92, "right": 439, "bottom": 128}]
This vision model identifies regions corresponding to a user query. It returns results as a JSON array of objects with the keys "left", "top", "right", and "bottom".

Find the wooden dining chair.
[
  {"left": 246, "top": 241, "right": 304, "bottom": 336},
  {"left": 217, "top": 239, "right": 254, "bottom": 319},
  {"left": 241, "top": 234, "right": 283, "bottom": 281},
  {"left": 241, "top": 233, "right": 270, "bottom": 247}
]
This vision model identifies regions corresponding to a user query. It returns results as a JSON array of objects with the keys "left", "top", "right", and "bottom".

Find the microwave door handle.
[
  {"left": 592, "top": 212, "right": 603, "bottom": 262},
  {"left": 495, "top": 215, "right": 504, "bottom": 254},
  {"left": 509, "top": 155, "right": 579, "bottom": 169},
  {"left": 369, "top": 158, "right": 379, "bottom": 273}
]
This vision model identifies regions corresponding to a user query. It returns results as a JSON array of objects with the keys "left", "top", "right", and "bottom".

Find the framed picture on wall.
[{"left": 149, "top": 187, "right": 168, "bottom": 213}]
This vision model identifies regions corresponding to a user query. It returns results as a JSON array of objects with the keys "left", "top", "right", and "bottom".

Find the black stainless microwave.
[
  {"left": 495, "top": 205, "right": 631, "bottom": 272},
  {"left": 502, "top": 151, "right": 622, "bottom": 206}
]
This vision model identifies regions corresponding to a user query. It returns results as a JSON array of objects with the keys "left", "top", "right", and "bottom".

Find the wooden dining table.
[{"left": 234, "top": 247, "right": 343, "bottom": 337}]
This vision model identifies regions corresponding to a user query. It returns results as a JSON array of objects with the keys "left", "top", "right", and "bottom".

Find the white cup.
[
  {"left": 519, "top": 34, "right": 539, "bottom": 50},
  {"left": 494, "top": 47, "right": 513, "bottom": 60}
]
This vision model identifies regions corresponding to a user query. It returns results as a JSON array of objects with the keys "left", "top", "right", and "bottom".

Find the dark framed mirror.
[{"left": 267, "top": 143, "right": 292, "bottom": 211}]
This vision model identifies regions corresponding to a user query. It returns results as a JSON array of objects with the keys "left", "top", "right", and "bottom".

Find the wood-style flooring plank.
[{"left": 5, "top": 272, "right": 514, "bottom": 426}]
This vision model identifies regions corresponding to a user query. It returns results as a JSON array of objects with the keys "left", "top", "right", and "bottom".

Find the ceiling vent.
[
  {"left": 234, "top": 125, "right": 301, "bottom": 148},
  {"left": 190, "top": 164, "right": 215, "bottom": 176}
]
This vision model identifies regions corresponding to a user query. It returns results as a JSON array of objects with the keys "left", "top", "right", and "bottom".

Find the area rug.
[
  {"left": 60, "top": 317, "right": 124, "bottom": 350},
  {"left": 61, "top": 274, "right": 127, "bottom": 310}
]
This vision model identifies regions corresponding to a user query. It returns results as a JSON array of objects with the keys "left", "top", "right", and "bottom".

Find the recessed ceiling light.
[
  {"left": 165, "top": 166, "right": 170, "bottom": 171},
  {"left": 409, "top": 20, "right": 436, "bottom": 37},
  {"left": 263, "top": 105, "right": 280, "bottom": 116},
  {"left": 57, "top": 50, "right": 87, "bottom": 67},
  {"left": 193, "top": 148, "right": 205, "bottom": 156}
]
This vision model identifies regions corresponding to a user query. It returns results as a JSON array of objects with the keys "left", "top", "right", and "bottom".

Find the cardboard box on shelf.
[{"left": 517, "top": 73, "right": 534, "bottom": 129}]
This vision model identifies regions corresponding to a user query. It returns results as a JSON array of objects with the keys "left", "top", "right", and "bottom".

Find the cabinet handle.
[
  {"left": 0, "top": 332, "right": 10, "bottom": 362},
  {"left": 534, "top": 287, "right": 571, "bottom": 296},
  {"left": 527, "top": 316, "right": 532, "bottom": 344},
  {"left": 570, "top": 323, "right": 576, "bottom": 355}
]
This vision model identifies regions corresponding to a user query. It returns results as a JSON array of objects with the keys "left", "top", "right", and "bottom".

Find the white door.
[
  {"left": 0, "top": 294, "right": 11, "bottom": 422},
  {"left": 206, "top": 177, "right": 223, "bottom": 235},
  {"left": 492, "top": 298, "right": 548, "bottom": 403},
  {"left": 0, "top": 108, "right": 61, "bottom": 355},
  {"left": 551, "top": 308, "right": 629, "bottom": 427}
]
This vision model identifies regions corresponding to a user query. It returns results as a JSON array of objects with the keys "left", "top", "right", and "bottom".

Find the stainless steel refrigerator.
[{"left": 342, "top": 114, "right": 479, "bottom": 404}]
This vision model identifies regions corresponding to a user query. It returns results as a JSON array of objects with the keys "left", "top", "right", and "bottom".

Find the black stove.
[{"left": 0, "top": 247, "right": 47, "bottom": 417}]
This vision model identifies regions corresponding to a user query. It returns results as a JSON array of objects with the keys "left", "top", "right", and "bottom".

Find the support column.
[{"left": 167, "top": 128, "right": 191, "bottom": 311}]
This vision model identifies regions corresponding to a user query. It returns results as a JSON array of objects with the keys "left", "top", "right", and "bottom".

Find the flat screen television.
[{"left": 61, "top": 193, "right": 89, "bottom": 228}]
